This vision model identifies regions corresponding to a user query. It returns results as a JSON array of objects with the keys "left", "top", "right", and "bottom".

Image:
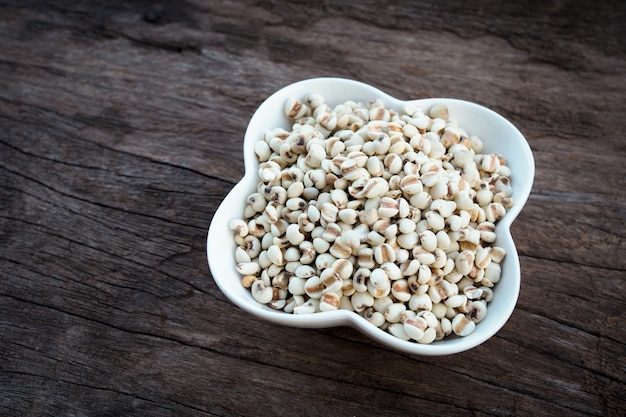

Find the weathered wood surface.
[{"left": 1, "top": 1, "right": 624, "bottom": 416}]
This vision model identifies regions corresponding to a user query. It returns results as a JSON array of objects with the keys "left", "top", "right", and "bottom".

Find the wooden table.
[{"left": 1, "top": 1, "right": 624, "bottom": 416}]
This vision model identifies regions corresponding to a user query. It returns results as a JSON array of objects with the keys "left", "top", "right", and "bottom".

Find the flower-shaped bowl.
[{"left": 207, "top": 77, "right": 534, "bottom": 355}]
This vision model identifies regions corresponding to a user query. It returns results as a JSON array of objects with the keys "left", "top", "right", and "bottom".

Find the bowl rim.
[{"left": 207, "top": 77, "right": 534, "bottom": 355}]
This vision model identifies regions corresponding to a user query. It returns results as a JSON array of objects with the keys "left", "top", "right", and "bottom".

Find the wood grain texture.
[{"left": 1, "top": 1, "right": 624, "bottom": 416}]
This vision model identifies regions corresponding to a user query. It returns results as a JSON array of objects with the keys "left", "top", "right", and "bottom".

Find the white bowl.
[{"left": 207, "top": 78, "right": 534, "bottom": 355}]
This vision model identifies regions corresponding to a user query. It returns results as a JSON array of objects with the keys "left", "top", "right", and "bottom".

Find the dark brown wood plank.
[{"left": 1, "top": 1, "right": 625, "bottom": 416}]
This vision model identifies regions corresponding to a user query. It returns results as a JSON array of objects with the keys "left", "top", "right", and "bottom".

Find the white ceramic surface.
[{"left": 207, "top": 77, "right": 535, "bottom": 355}]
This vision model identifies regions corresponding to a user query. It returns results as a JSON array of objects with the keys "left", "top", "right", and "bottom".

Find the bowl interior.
[{"left": 207, "top": 77, "right": 534, "bottom": 355}]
